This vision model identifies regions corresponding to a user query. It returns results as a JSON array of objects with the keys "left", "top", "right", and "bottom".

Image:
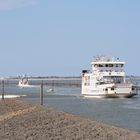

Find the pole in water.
[
  {"left": 2, "top": 80, "right": 4, "bottom": 100},
  {"left": 40, "top": 81, "right": 43, "bottom": 105}
]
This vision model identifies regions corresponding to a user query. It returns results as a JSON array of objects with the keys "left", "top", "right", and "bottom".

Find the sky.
[{"left": 0, "top": 0, "right": 140, "bottom": 77}]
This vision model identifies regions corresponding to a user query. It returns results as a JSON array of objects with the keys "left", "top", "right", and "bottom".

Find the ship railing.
[{"left": 115, "top": 83, "right": 133, "bottom": 87}]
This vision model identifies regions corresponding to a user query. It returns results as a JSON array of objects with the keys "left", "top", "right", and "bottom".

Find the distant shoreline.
[
  {"left": 1, "top": 76, "right": 140, "bottom": 89},
  {"left": 2, "top": 76, "right": 140, "bottom": 82}
]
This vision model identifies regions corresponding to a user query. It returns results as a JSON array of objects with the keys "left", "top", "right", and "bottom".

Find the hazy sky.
[{"left": 0, "top": 0, "right": 140, "bottom": 76}]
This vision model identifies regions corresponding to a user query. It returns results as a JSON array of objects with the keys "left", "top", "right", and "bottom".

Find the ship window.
[
  {"left": 94, "top": 64, "right": 98, "bottom": 67},
  {"left": 84, "top": 76, "right": 90, "bottom": 86},
  {"left": 117, "top": 64, "right": 123, "bottom": 67},
  {"left": 114, "top": 64, "right": 123, "bottom": 67},
  {"left": 105, "top": 88, "right": 108, "bottom": 91},
  {"left": 121, "top": 64, "right": 124, "bottom": 67},
  {"left": 105, "top": 64, "right": 109, "bottom": 67},
  {"left": 99, "top": 64, "right": 103, "bottom": 67},
  {"left": 109, "top": 64, "right": 113, "bottom": 67},
  {"left": 111, "top": 87, "right": 114, "bottom": 90}
]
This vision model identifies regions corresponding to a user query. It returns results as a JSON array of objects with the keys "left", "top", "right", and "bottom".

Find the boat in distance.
[
  {"left": 18, "top": 75, "right": 29, "bottom": 88},
  {"left": 81, "top": 56, "right": 138, "bottom": 98}
]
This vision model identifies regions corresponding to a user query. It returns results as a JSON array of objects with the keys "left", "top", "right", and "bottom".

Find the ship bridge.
[{"left": 91, "top": 59, "right": 125, "bottom": 72}]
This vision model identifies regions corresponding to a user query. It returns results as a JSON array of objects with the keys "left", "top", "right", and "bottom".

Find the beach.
[{"left": 0, "top": 99, "right": 140, "bottom": 140}]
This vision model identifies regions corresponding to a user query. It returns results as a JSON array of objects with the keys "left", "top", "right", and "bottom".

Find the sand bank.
[{"left": 0, "top": 99, "right": 140, "bottom": 140}]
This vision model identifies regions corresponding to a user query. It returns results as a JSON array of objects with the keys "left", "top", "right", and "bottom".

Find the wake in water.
[
  {"left": 0, "top": 95, "right": 26, "bottom": 99},
  {"left": 18, "top": 85, "right": 40, "bottom": 88}
]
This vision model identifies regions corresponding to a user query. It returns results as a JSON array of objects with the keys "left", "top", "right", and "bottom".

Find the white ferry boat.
[{"left": 81, "top": 56, "right": 138, "bottom": 98}]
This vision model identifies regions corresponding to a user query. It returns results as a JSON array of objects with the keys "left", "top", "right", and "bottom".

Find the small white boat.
[
  {"left": 18, "top": 76, "right": 29, "bottom": 88},
  {"left": 47, "top": 88, "right": 54, "bottom": 93},
  {"left": 81, "top": 56, "right": 138, "bottom": 98}
]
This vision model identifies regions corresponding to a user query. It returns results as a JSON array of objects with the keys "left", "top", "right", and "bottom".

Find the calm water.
[
  {"left": 1, "top": 79, "right": 140, "bottom": 132},
  {"left": 26, "top": 94, "right": 140, "bottom": 132}
]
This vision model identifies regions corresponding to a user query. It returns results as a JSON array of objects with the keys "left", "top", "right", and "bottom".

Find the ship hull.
[{"left": 82, "top": 93, "right": 137, "bottom": 98}]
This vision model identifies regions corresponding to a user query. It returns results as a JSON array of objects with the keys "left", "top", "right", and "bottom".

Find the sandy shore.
[{"left": 0, "top": 99, "right": 140, "bottom": 140}]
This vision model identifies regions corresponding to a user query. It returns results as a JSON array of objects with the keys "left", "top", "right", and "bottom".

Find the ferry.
[{"left": 81, "top": 56, "right": 138, "bottom": 98}]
